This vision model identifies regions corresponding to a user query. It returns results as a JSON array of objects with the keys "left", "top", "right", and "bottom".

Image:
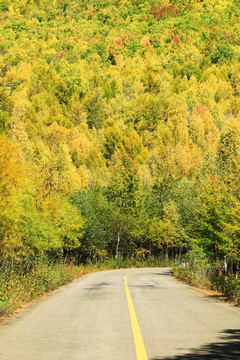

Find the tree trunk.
[
  {"left": 165, "top": 244, "right": 168, "bottom": 260},
  {"left": 178, "top": 248, "right": 182, "bottom": 261},
  {"left": 115, "top": 232, "right": 120, "bottom": 260}
]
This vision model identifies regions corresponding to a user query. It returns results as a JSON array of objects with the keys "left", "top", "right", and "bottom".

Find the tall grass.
[{"left": 0, "top": 260, "right": 84, "bottom": 316}]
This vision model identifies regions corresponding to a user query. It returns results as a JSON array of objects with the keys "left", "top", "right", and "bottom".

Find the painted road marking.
[{"left": 124, "top": 274, "right": 148, "bottom": 360}]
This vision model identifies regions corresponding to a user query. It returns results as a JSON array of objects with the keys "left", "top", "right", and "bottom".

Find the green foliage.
[
  {"left": 210, "top": 43, "right": 234, "bottom": 64},
  {"left": 0, "top": 111, "right": 9, "bottom": 133},
  {"left": 193, "top": 176, "right": 230, "bottom": 258},
  {"left": 72, "top": 188, "right": 111, "bottom": 261}
]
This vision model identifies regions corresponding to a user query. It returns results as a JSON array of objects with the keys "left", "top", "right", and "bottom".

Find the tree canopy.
[{"left": 0, "top": 0, "right": 240, "bottom": 268}]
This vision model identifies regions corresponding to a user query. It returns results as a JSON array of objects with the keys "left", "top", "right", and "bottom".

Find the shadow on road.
[
  {"left": 151, "top": 329, "right": 240, "bottom": 360},
  {"left": 152, "top": 271, "right": 173, "bottom": 276},
  {"left": 84, "top": 282, "right": 111, "bottom": 291}
]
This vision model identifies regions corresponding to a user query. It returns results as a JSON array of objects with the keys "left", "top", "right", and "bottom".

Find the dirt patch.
[{"left": 188, "top": 284, "right": 238, "bottom": 306}]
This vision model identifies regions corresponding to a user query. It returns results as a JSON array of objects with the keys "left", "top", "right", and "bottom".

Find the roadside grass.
[
  {"left": 0, "top": 260, "right": 81, "bottom": 317},
  {"left": 173, "top": 249, "right": 240, "bottom": 306},
  {"left": 0, "top": 256, "right": 171, "bottom": 318}
]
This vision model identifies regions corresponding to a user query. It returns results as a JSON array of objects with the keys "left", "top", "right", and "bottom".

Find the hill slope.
[{"left": 0, "top": 0, "right": 240, "bottom": 275}]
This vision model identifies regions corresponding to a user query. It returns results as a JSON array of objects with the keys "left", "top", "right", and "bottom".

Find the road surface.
[{"left": 0, "top": 268, "right": 239, "bottom": 359}]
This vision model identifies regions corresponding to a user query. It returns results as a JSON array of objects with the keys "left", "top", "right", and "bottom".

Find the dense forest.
[{"left": 0, "top": 0, "right": 240, "bottom": 305}]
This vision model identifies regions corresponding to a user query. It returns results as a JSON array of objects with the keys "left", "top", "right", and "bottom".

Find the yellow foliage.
[
  {"left": 0, "top": 135, "right": 25, "bottom": 195},
  {"left": 190, "top": 104, "right": 219, "bottom": 150},
  {"left": 0, "top": 136, "right": 27, "bottom": 258}
]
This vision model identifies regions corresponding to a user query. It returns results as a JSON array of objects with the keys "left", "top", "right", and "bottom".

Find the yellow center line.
[{"left": 124, "top": 273, "right": 148, "bottom": 360}]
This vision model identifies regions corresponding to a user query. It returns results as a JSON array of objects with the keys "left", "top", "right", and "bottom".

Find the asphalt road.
[{"left": 0, "top": 268, "right": 240, "bottom": 360}]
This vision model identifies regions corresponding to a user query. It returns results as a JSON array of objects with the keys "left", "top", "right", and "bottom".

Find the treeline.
[{"left": 0, "top": 0, "right": 240, "bottom": 281}]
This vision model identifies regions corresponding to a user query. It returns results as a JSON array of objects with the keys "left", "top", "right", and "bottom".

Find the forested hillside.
[{"left": 0, "top": 0, "right": 240, "bottom": 300}]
